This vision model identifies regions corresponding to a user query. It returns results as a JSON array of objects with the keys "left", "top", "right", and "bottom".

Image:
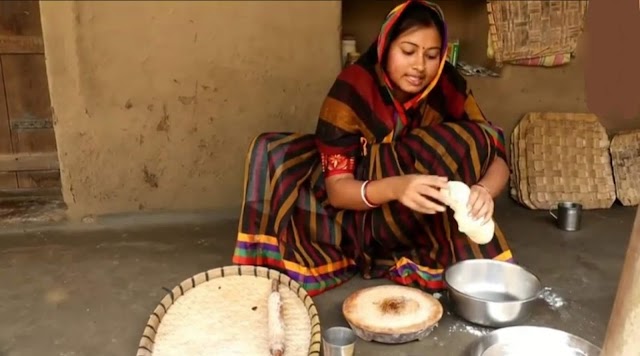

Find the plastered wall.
[
  {"left": 39, "top": 0, "right": 633, "bottom": 220},
  {"left": 39, "top": 1, "right": 342, "bottom": 219}
]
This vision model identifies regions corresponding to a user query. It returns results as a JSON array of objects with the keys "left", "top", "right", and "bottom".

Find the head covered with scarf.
[
  {"left": 315, "top": 0, "right": 506, "bottom": 173},
  {"left": 374, "top": 0, "right": 449, "bottom": 110}
]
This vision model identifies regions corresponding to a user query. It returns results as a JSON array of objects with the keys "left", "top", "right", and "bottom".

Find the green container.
[{"left": 447, "top": 40, "right": 460, "bottom": 66}]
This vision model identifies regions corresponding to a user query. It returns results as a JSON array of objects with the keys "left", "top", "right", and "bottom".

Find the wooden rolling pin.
[{"left": 268, "top": 279, "right": 285, "bottom": 356}]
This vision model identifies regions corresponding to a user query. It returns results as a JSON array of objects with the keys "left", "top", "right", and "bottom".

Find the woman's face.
[{"left": 385, "top": 25, "right": 442, "bottom": 100}]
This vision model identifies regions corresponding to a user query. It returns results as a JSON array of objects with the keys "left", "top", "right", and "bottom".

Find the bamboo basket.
[
  {"left": 510, "top": 117, "right": 536, "bottom": 209},
  {"left": 136, "top": 265, "right": 321, "bottom": 356},
  {"left": 509, "top": 112, "right": 616, "bottom": 210},
  {"left": 487, "top": 1, "right": 589, "bottom": 64},
  {"left": 610, "top": 130, "right": 640, "bottom": 206}
]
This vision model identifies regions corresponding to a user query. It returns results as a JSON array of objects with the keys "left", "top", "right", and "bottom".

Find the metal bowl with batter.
[{"left": 443, "top": 259, "right": 543, "bottom": 327}]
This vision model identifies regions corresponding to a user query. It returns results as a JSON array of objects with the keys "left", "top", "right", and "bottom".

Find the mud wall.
[{"left": 40, "top": 1, "right": 342, "bottom": 219}]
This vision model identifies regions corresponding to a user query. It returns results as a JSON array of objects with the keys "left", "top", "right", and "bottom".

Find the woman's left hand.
[{"left": 467, "top": 184, "right": 494, "bottom": 223}]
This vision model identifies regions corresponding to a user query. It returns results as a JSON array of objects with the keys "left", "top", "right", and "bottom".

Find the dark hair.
[{"left": 382, "top": 2, "right": 445, "bottom": 64}]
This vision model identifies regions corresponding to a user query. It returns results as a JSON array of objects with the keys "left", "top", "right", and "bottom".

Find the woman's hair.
[{"left": 383, "top": 2, "right": 445, "bottom": 63}]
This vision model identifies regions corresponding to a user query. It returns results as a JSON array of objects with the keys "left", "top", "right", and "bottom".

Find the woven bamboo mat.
[
  {"left": 610, "top": 130, "right": 640, "bottom": 206},
  {"left": 510, "top": 112, "right": 616, "bottom": 210},
  {"left": 510, "top": 118, "right": 536, "bottom": 209},
  {"left": 136, "top": 265, "right": 321, "bottom": 356},
  {"left": 486, "top": 1, "right": 589, "bottom": 65}
]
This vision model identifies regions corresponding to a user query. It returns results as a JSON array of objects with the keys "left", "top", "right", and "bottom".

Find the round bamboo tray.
[{"left": 136, "top": 265, "right": 321, "bottom": 356}]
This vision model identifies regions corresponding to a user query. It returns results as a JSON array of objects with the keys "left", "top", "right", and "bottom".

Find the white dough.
[
  {"left": 440, "top": 181, "right": 495, "bottom": 245},
  {"left": 267, "top": 291, "right": 285, "bottom": 354}
]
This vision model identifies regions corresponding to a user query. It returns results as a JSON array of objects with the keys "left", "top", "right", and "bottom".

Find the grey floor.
[{"left": 0, "top": 195, "right": 635, "bottom": 356}]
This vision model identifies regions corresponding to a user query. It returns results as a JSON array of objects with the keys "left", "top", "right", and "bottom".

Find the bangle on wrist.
[
  {"left": 475, "top": 183, "right": 491, "bottom": 195},
  {"left": 360, "top": 180, "right": 379, "bottom": 208}
]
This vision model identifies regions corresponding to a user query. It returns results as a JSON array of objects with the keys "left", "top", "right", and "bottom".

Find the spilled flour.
[
  {"left": 448, "top": 322, "right": 492, "bottom": 337},
  {"left": 539, "top": 287, "right": 567, "bottom": 310}
]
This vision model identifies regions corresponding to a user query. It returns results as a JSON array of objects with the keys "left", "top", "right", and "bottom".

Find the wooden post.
[{"left": 600, "top": 205, "right": 640, "bottom": 355}]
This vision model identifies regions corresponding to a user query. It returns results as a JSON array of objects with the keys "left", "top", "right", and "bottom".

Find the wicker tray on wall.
[
  {"left": 486, "top": 1, "right": 589, "bottom": 64},
  {"left": 510, "top": 112, "right": 616, "bottom": 210},
  {"left": 610, "top": 130, "right": 640, "bottom": 207},
  {"left": 136, "top": 265, "right": 321, "bottom": 356}
]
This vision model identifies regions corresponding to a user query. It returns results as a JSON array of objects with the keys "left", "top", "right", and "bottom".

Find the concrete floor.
[{"left": 0, "top": 196, "right": 636, "bottom": 356}]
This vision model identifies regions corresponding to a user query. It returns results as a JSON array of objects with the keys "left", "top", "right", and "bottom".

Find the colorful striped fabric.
[
  {"left": 510, "top": 53, "right": 573, "bottom": 67},
  {"left": 232, "top": 0, "right": 514, "bottom": 297}
]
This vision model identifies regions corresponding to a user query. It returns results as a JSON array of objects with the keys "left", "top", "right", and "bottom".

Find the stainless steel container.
[
  {"left": 468, "top": 325, "right": 601, "bottom": 356},
  {"left": 322, "top": 326, "right": 356, "bottom": 356},
  {"left": 444, "top": 259, "right": 543, "bottom": 328},
  {"left": 550, "top": 201, "right": 583, "bottom": 231}
]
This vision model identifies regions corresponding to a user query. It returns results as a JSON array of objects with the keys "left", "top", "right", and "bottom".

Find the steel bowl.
[
  {"left": 443, "top": 259, "right": 543, "bottom": 327},
  {"left": 468, "top": 326, "right": 601, "bottom": 356}
]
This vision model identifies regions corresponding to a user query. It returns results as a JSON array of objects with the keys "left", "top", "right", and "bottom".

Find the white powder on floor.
[
  {"left": 448, "top": 321, "right": 492, "bottom": 337},
  {"left": 152, "top": 276, "right": 311, "bottom": 356},
  {"left": 540, "top": 287, "right": 567, "bottom": 310}
]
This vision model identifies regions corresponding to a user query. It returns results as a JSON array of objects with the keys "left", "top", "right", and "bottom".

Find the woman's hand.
[
  {"left": 467, "top": 184, "right": 494, "bottom": 223},
  {"left": 391, "top": 174, "right": 449, "bottom": 214}
]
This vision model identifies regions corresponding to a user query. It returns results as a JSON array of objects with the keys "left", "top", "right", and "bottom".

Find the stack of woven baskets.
[{"left": 509, "top": 112, "right": 640, "bottom": 209}]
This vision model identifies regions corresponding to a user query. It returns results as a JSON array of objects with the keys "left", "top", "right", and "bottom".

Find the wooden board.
[
  {"left": 1, "top": 54, "right": 59, "bottom": 189},
  {"left": 0, "top": 1, "right": 44, "bottom": 54},
  {"left": 601, "top": 206, "right": 640, "bottom": 355},
  {"left": 0, "top": 152, "right": 59, "bottom": 172},
  {"left": 0, "top": 0, "right": 60, "bottom": 196},
  {"left": 0, "top": 187, "right": 61, "bottom": 202},
  {"left": 0, "top": 1, "right": 43, "bottom": 37},
  {"left": 0, "top": 60, "right": 17, "bottom": 189},
  {"left": 0, "top": 35, "right": 44, "bottom": 54}
]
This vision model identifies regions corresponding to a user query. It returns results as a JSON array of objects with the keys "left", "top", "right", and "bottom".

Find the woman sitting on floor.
[{"left": 232, "top": 0, "right": 513, "bottom": 297}]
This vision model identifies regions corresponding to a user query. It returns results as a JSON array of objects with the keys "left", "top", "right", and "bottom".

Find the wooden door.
[{"left": 0, "top": 1, "right": 60, "bottom": 196}]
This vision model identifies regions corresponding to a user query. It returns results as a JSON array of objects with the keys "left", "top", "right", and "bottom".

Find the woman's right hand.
[{"left": 391, "top": 174, "right": 450, "bottom": 214}]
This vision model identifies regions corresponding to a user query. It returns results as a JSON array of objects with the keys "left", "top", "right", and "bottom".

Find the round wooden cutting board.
[{"left": 342, "top": 285, "right": 444, "bottom": 344}]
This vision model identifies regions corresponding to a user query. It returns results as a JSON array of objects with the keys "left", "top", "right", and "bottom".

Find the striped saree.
[{"left": 233, "top": 0, "right": 513, "bottom": 297}]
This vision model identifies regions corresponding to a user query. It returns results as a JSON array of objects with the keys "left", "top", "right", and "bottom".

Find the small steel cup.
[
  {"left": 322, "top": 326, "right": 356, "bottom": 356},
  {"left": 549, "top": 201, "right": 583, "bottom": 231}
]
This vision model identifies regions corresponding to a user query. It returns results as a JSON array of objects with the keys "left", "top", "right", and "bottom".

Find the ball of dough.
[
  {"left": 441, "top": 180, "right": 495, "bottom": 245},
  {"left": 463, "top": 219, "right": 495, "bottom": 245}
]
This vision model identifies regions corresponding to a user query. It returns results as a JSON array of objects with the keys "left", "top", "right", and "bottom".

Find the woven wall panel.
[
  {"left": 610, "top": 130, "right": 640, "bottom": 206},
  {"left": 487, "top": 1, "right": 589, "bottom": 64}
]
